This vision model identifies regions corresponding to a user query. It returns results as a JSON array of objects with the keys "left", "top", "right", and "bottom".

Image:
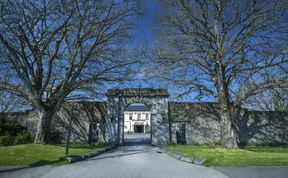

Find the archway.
[
  {"left": 105, "top": 88, "right": 170, "bottom": 145},
  {"left": 124, "top": 103, "right": 151, "bottom": 145}
]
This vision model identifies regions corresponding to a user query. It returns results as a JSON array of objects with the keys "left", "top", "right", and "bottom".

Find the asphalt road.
[
  {"left": 215, "top": 166, "right": 288, "bottom": 178},
  {"left": 124, "top": 133, "right": 151, "bottom": 145}
]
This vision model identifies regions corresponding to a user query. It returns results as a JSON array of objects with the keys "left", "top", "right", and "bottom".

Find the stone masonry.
[
  {"left": 0, "top": 88, "right": 287, "bottom": 145},
  {"left": 105, "top": 88, "right": 170, "bottom": 145}
]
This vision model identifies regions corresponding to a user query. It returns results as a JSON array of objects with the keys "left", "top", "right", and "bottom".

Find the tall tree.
[
  {"left": 154, "top": 0, "right": 288, "bottom": 147},
  {"left": 0, "top": 0, "right": 140, "bottom": 143}
]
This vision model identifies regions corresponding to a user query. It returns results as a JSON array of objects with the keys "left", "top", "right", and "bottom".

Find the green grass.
[
  {"left": 167, "top": 144, "right": 288, "bottom": 167},
  {"left": 0, "top": 143, "right": 108, "bottom": 166}
]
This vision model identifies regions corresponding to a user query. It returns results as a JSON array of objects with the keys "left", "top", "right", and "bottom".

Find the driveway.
[
  {"left": 214, "top": 167, "right": 288, "bottom": 178},
  {"left": 124, "top": 133, "right": 150, "bottom": 145},
  {"left": 0, "top": 143, "right": 228, "bottom": 178}
]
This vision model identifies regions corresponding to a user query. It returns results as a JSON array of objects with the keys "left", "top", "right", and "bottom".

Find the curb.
[
  {"left": 160, "top": 148, "right": 207, "bottom": 165},
  {"left": 0, "top": 166, "right": 29, "bottom": 173},
  {"left": 65, "top": 144, "right": 118, "bottom": 163}
]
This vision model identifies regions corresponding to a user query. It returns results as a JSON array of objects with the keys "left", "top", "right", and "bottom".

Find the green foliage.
[
  {"left": 0, "top": 135, "right": 15, "bottom": 146},
  {"left": 0, "top": 118, "right": 32, "bottom": 145},
  {"left": 14, "top": 131, "right": 33, "bottom": 145},
  {"left": 240, "top": 142, "right": 288, "bottom": 148},
  {"left": 49, "top": 129, "right": 65, "bottom": 144},
  {"left": 167, "top": 144, "right": 288, "bottom": 167},
  {"left": 0, "top": 118, "right": 27, "bottom": 136},
  {"left": 0, "top": 131, "right": 33, "bottom": 146}
]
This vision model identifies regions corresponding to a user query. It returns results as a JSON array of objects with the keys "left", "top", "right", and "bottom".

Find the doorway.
[
  {"left": 123, "top": 103, "right": 151, "bottom": 145},
  {"left": 134, "top": 125, "right": 144, "bottom": 133}
]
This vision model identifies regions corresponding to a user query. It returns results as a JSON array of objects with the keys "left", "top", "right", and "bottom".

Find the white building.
[{"left": 124, "top": 105, "right": 151, "bottom": 133}]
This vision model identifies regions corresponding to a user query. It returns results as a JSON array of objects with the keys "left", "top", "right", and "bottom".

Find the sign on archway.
[{"left": 105, "top": 88, "right": 170, "bottom": 145}]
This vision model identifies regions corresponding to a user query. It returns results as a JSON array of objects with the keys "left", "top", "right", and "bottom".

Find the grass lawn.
[
  {"left": 0, "top": 143, "right": 108, "bottom": 166},
  {"left": 167, "top": 144, "right": 288, "bottom": 167}
]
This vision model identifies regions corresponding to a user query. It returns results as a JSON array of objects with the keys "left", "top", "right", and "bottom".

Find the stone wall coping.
[{"left": 106, "top": 88, "right": 169, "bottom": 97}]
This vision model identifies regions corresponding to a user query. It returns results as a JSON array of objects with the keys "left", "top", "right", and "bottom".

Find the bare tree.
[
  {"left": 0, "top": 75, "right": 29, "bottom": 112},
  {"left": 153, "top": 0, "right": 288, "bottom": 147},
  {"left": 0, "top": 0, "right": 140, "bottom": 143},
  {"left": 0, "top": 90, "right": 29, "bottom": 112},
  {"left": 245, "top": 88, "right": 288, "bottom": 111}
]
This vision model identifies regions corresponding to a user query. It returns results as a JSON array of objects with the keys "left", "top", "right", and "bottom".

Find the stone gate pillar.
[
  {"left": 105, "top": 88, "right": 170, "bottom": 145},
  {"left": 104, "top": 94, "right": 119, "bottom": 144}
]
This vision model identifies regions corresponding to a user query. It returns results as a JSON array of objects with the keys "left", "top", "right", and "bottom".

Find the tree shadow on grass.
[
  {"left": 29, "top": 156, "right": 67, "bottom": 166},
  {"left": 238, "top": 144, "right": 288, "bottom": 153},
  {"left": 53, "top": 143, "right": 108, "bottom": 150},
  {"left": 0, "top": 157, "right": 67, "bottom": 173}
]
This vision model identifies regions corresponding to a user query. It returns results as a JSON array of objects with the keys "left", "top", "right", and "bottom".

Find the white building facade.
[{"left": 124, "top": 105, "right": 151, "bottom": 133}]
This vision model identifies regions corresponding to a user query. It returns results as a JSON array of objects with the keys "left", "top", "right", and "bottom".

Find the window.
[
  {"left": 137, "top": 113, "right": 141, "bottom": 120},
  {"left": 146, "top": 114, "right": 149, "bottom": 120},
  {"left": 129, "top": 114, "right": 133, "bottom": 120}
]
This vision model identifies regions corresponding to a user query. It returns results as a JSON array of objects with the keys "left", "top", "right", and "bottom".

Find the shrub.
[
  {"left": 0, "top": 118, "right": 27, "bottom": 137},
  {"left": 50, "top": 129, "right": 64, "bottom": 144},
  {"left": 0, "top": 118, "right": 33, "bottom": 146},
  {"left": 14, "top": 131, "right": 33, "bottom": 145},
  {"left": 0, "top": 135, "right": 15, "bottom": 146}
]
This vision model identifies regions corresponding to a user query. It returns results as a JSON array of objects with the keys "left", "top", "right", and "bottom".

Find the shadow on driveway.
[{"left": 86, "top": 133, "right": 155, "bottom": 162}]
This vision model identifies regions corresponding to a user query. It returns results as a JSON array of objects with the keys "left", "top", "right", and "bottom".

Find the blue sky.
[
  {"left": 106, "top": 0, "right": 196, "bottom": 101},
  {"left": 130, "top": 0, "right": 159, "bottom": 46},
  {"left": 123, "top": 0, "right": 202, "bottom": 101}
]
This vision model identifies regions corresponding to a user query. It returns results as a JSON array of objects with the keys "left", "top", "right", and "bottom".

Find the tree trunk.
[
  {"left": 34, "top": 108, "right": 55, "bottom": 144},
  {"left": 216, "top": 63, "right": 238, "bottom": 148},
  {"left": 219, "top": 108, "right": 237, "bottom": 148}
]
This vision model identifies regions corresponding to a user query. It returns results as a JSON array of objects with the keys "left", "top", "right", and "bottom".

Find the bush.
[
  {"left": 0, "top": 118, "right": 33, "bottom": 146},
  {"left": 49, "top": 129, "right": 64, "bottom": 144},
  {"left": 0, "top": 118, "right": 27, "bottom": 137},
  {"left": 0, "top": 135, "right": 15, "bottom": 146},
  {"left": 14, "top": 131, "right": 33, "bottom": 145}
]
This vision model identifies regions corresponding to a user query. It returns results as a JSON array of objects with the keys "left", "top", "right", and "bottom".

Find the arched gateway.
[{"left": 105, "top": 88, "right": 170, "bottom": 145}]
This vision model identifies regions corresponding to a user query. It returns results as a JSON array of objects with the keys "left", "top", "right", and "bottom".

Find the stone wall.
[
  {"left": 237, "top": 111, "right": 288, "bottom": 145},
  {"left": 1, "top": 99, "right": 287, "bottom": 145},
  {"left": 0, "top": 102, "right": 107, "bottom": 144},
  {"left": 169, "top": 102, "right": 221, "bottom": 144},
  {"left": 54, "top": 101, "right": 107, "bottom": 143},
  {"left": 169, "top": 102, "right": 288, "bottom": 145}
]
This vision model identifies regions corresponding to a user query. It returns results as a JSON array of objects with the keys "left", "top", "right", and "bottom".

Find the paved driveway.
[
  {"left": 214, "top": 167, "right": 288, "bottom": 178},
  {"left": 0, "top": 144, "right": 228, "bottom": 178},
  {"left": 124, "top": 133, "right": 150, "bottom": 145}
]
